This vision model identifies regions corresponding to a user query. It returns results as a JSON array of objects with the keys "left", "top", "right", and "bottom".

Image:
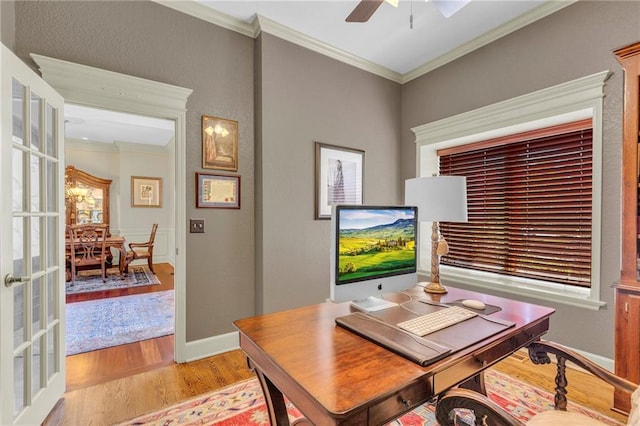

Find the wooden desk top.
[{"left": 234, "top": 286, "right": 555, "bottom": 424}]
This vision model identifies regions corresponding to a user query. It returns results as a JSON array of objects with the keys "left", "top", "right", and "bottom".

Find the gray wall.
[
  {"left": 256, "top": 33, "right": 402, "bottom": 313},
  {"left": 401, "top": 1, "right": 640, "bottom": 358},
  {"left": 11, "top": 0, "right": 255, "bottom": 341},
  {"left": 1, "top": 0, "right": 15, "bottom": 50},
  {"left": 7, "top": 0, "right": 640, "bottom": 359}
]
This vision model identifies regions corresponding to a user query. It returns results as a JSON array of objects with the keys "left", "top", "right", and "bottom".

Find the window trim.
[{"left": 412, "top": 71, "right": 610, "bottom": 310}]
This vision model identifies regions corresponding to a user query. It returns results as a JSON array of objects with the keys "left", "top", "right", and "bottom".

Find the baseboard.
[
  {"left": 182, "top": 331, "right": 240, "bottom": 363},
  {"left": 573, "top": 347, "right": 614, "bottom": 372}
]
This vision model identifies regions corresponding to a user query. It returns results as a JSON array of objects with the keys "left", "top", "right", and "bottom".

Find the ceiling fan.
[
  {"left": 345, "top": 0, "right": 471, "bottom": 23},
  {"left": 346, "top": 0, "right": 397, "bottom": 22}
]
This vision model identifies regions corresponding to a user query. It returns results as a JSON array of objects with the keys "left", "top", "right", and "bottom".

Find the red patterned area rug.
[{"left": 119, "top": 369, "right": 624, "bottom": 426}]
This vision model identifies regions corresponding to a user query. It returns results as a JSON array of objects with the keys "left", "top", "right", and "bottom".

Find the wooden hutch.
[
  {"left": 614, "top": 41, "right": 640, "bottom": 414},
  {"left": 64, "top": 165, "right": 111, "bottom": 230}
]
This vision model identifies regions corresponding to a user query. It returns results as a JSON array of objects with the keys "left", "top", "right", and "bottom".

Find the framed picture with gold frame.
[
  {"left": 202, "top": 115, "right": 238, "bottom": 171},
  {"left": 196, "top": 172, "right": 240, "bottom": 209},
  {"left": 131, "top": 176, "right": 162, "bottom": 208}
]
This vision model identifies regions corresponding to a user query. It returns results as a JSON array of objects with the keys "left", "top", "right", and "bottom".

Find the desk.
[
  {"left": 65, "top": 235, "right": 127, "bottom": 281},
  {"left": 234, "top": 286, "right": 555, "bottom": 425}
]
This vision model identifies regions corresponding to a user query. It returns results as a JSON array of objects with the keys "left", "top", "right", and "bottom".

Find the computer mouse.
[{"left": 462, "top": 299, "right": 486, "bottom": 310}]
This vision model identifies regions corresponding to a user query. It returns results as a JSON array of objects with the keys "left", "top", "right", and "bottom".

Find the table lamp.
[{"left": 405, "top": 176, "right": 468, "bottom": 294}]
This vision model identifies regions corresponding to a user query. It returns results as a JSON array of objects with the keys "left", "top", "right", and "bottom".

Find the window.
[
  {"left": 438, "top": 120, "right": 592, "bottom": 288},
  {"left": 412, "top": 71, "right": 610, "bottom": 309}
]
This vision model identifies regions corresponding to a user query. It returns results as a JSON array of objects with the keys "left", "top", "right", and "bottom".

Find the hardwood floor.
[
  {"left": 48, "top": 272, "right": 629, "bottom": 424},
  {"left": 65, "top": 262, "right": 176, "bottom": 391},
  {"left": 46, "top": 347, "right": 630, "bottom": 425},
  {"left": 45, "top": 349, "right": 255, "bottom": 425}
]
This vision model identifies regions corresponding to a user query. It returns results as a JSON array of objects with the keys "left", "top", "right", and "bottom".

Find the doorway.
[
  {"left": 64, "top": 104, "right": 176, "bottom": 357},
  {"left": 31, "top": 53, "right": 192, "bottom": 363}
]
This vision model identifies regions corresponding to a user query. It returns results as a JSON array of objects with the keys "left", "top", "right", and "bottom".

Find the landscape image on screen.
[{"left": 337, "top": 208, "right": 416, "bottom": 284}]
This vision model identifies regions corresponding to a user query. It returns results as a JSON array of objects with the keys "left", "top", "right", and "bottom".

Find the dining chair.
[
  {"left": 68, "top": 224, "right": 109, "bottom": 284},
  {"left": 125, "top": 223, "right": 158, "bottom": 274}
]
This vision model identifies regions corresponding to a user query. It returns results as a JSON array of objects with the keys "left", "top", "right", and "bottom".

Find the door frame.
[{"left": 31, "top": 54, "right": 192, "bottom": 362}]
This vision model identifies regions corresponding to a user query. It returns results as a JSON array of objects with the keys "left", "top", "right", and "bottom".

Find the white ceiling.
[
  {"left": 66, "top": 0, "right": 573, "bottom": 147},
  {"left": 64, "top": 104, "right": 174, "bottom": 147},
  {"left": 197, "top": 0, "right": 551, "bottom": 75}
]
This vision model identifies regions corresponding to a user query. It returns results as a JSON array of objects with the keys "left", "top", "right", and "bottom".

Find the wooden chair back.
[{"left": 68, "top": 224, "right": 109, "bottom": 283}]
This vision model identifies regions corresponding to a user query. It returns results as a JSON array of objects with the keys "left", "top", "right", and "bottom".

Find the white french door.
[{"left": 0, "top": 45, "right": 66, "bottom": 424}]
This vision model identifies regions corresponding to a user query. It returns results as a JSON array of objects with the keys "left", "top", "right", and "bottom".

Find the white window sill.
[{"left": 426, "top": 265, "right": 607, "bottom": 311}]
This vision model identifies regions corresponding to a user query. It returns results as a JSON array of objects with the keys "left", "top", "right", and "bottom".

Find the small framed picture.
[
  {"left": 196, "top": 172, "right": 240, "bottom": 209},
  {"left": 315, "top": 142, "right": 364, "bottom": 220},
  {"left": 131, "top": 176, "right": 162, "bottom": 208},
  {"left": 202, "top": 115, "right": 238, "bottom": 172}
]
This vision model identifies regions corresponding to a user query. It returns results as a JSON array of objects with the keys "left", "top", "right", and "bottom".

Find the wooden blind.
[{"left": 438, "top": 120, "right": 593, "bottom": 287}]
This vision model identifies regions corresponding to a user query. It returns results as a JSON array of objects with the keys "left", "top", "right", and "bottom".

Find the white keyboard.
[{"left": 397, "top": 306, "right": 477, "bottom": 336}]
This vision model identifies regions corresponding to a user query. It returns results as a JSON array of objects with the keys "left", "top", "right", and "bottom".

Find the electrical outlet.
[{"left": 190, "top": 219, "right": 205, "bottom": 233}]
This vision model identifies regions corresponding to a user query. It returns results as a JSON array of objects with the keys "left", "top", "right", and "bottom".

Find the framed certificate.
[{"left": 196, "top": 173, "right": 240, "bottom": 209}]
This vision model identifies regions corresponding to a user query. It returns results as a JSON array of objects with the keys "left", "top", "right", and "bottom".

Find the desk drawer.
[
  {"left": 434, "top": 319, "right": 549, "bottom": 393},
  {"left": 369, "top": 377, "right": 432, "bottom": 425}
]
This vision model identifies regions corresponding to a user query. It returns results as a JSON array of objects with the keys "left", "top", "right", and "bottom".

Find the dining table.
[{"left": 65, "top": 235, "right": 127, "bottom": 282}]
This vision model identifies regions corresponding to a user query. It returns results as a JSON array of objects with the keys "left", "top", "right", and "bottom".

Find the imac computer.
[{"left": 329, "top": 205, "right": 418, "bottom": 312}]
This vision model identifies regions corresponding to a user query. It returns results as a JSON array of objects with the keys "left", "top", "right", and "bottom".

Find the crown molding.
[
  {"left": 66, "top": 138, "right": 170, "bottom": 154},
  {"left": 116, "top": 141, "right": 171, "bottom": 153},
  {"left": 401, "top": 1, "right": 577, "bottom": 83},
  {"left": 255, "top": 15, "right": 403, "bottom": 83},
  {"left": 66, "top": 139, "right": 118, "bottom": 152},
  {"left": 156, "top": 0, "right": 576, "bottom": 84},
  {"left": 152, "top": 0, "right": 256, "bottom": 37},
  {"left": 31, "top": 54, "right": 193, "bottom": 116}
]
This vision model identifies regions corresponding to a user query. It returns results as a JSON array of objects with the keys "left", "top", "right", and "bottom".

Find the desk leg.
[{"left": 250, "top": 359, "right": 290, "bottom": 426}]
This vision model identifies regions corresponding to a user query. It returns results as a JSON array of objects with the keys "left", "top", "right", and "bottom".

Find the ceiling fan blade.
[{"left": 346, "top": 0, "right": 384, "bottom": 22}]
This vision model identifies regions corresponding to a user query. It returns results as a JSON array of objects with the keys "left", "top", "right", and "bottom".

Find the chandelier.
[{"left": 65, "top": 183, "right": 91, "bottom": 203}]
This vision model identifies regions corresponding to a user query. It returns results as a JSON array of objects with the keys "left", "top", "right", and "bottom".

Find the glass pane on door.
[
  {"left": 32, "top": 337, "right": 43, "bottom": 397},
  {"left": 30, "top": 152, "right": 42, "bottom": 214},
  {"left": 31, "top": 217, "right": 41, "bottom": 273},
  {"left": 12, "top": 148, "right": 25, "bottom": 213},
  {"left": 47, "top": 216, "right": 58, "bottom": 269},
  {"left": 31, "top": 276, "right": 42, "bottom": 334},
  {"left": 30, "top": 92, "right": 41, "bottom": 152},
  {"left": 13, "top": 283, "right": 25, "bottom": 350},
  {"left": 45, "top": 103, "right": 56, "bottom": 157},
  {"left": 13, "top": 217, "right": 25, "bottom": 277},
  {"left": 46, "top": 328, "right": 56, "bottom": 381},
  {"left": 12, "top": 79, "right": 25, "bottom": 146},
  {"left": 14, "top": 350, "right": 26, "bottom": 417},
  {"left": 46, "top": 160, "right": 57, "bottom": 214}
]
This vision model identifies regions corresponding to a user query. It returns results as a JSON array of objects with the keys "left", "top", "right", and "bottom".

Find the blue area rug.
[
  {"left": 66, "top": 290, "right": 174, "bottom": 355},
  {"left": 66, "top": 265, "right": 160, "bottom": 295}
]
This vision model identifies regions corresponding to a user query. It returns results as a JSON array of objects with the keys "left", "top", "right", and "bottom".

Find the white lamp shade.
[{"left": 405, "top": 176, "right": 468, "bottom": 222}]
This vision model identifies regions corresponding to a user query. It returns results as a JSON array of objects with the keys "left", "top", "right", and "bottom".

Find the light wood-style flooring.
[
  {"left": 46, "top": 268, "right": 629, "bottom": 424},
  {"left": 65, "top": 263, "right": 176, "bottom": 391},
  {"left": 46, "top": 348, "right": 630, "bottom": 425}
]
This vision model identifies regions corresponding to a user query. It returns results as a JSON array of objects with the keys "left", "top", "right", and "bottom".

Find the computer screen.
[{"left": 329, "top": 205, "right": 418, "bottom": 311}]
